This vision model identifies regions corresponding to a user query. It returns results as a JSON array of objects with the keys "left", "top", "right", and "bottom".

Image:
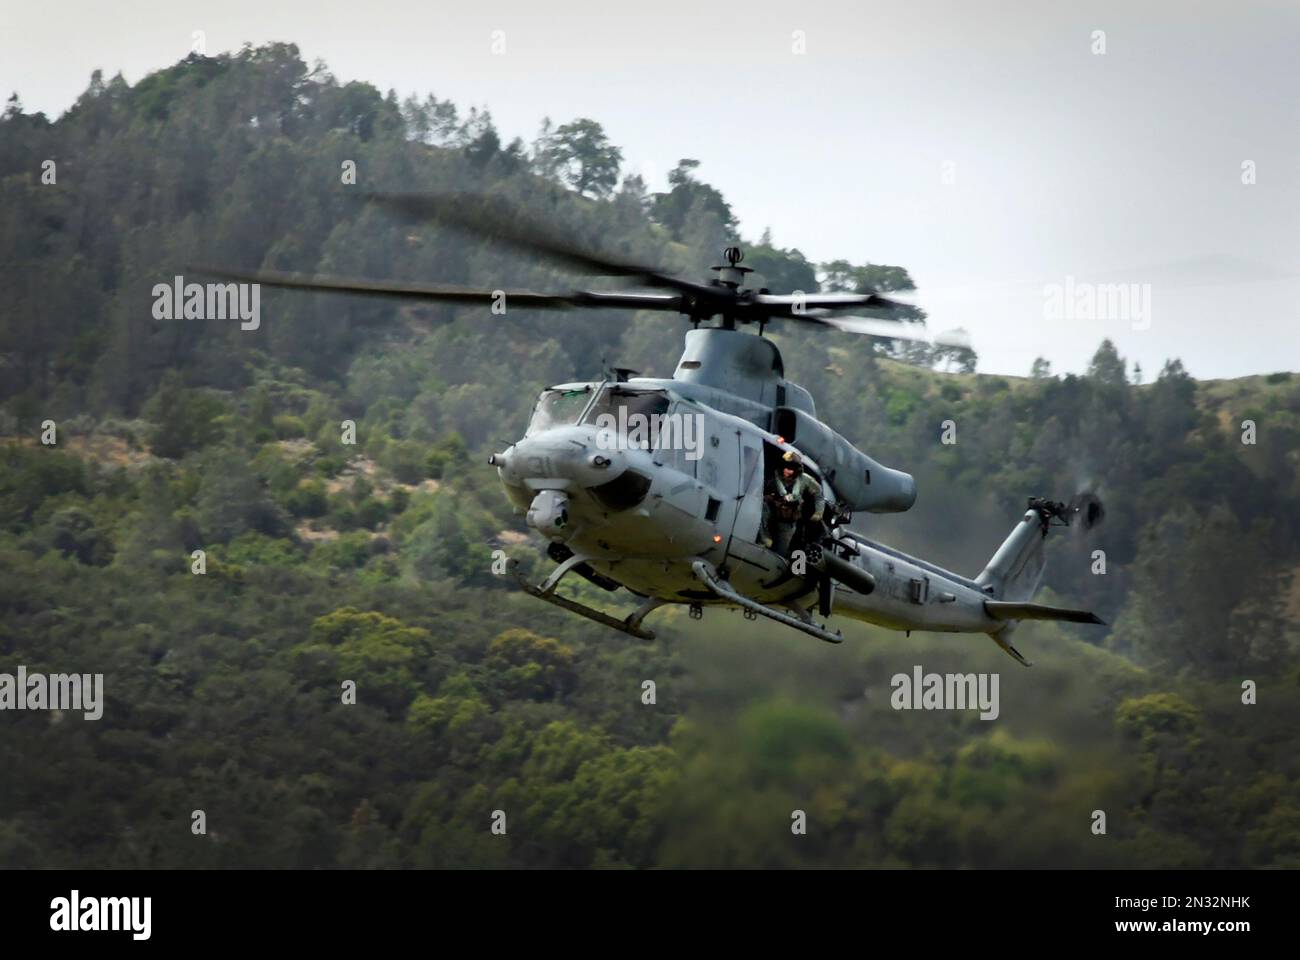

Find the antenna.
[{"left": 711, "top": 245, "right": 752, "bottom": 289}]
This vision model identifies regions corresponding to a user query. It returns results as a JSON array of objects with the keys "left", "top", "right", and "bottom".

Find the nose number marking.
[{"left": 526, "top": 455, "right": 553, "bottom": 475}]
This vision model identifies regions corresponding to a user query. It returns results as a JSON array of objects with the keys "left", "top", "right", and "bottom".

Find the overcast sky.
[{"left": 3, "top": 0, "right": 1297, "bottom": 379}]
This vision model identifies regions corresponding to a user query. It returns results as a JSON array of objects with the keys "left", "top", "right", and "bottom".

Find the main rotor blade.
[
  {"left": 191, "top": 267, "right": 685, "bottom": 314},
  {"left": 752, "top": 292, "right": 913, "bottom": 313},
  {"left": 364, "top": 192, "right": 718, "bottom": 300},
  {"left": 803, "top": 312, "right": 973, "bottom": 348}
]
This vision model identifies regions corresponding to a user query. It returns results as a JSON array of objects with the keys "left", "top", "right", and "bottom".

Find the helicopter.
[{"left": 203, "top": 192, "right": 1105, "bottom": 666}]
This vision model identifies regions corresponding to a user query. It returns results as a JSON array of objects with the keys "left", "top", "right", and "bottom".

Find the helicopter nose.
[{"left": 493, "top": 429, "right": 631, "bottom": 488}]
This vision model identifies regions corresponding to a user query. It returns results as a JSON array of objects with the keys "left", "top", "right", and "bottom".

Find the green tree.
[
  {"left": 296, "top": 606, "right": 433, "bottom": 713},
  {"left": 1087, "top": 339, "right": 1128, "bottom": 387},
  {"left": 650, "top": 159, "right": 736, "bottom": 240},
  {"left": 144, "top": 373, "right": 225, "bottom": 458},
  {"left": 535, "top": 118, "right": 623, "bottom": 198}
]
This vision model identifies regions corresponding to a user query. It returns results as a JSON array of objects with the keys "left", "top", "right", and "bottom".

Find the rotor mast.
[{"left": 709, "top": 246, "right": 751, "bottom": 330}]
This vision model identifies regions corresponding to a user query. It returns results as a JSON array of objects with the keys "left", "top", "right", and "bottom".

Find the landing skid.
[
  {"left": 692, "top": 560, "right": 843, "bottom": 644},
  {"left": 507, "top": 558, "right": 657, "bottom": 640}
]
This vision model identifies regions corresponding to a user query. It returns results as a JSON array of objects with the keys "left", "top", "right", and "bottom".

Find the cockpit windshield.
[{"left": 527, "top": 386, "right": 594, "bottom": 435}]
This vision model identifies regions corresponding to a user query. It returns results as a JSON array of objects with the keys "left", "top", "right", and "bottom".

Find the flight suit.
[{"left": 762, "top": 469, "right": 824, "bottom": 556}]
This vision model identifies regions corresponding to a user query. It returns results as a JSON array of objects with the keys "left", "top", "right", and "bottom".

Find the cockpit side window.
[
  {"left": 582, "top": 387, "right": 671, "bottom": 447},
  {"left": 527, "top": 387, "right": 593, "bottom": 435}
]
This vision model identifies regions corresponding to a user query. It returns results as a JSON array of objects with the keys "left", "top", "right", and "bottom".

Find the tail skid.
[{"left": 988, "top": 627, "right": 1034, "bottom": 667}]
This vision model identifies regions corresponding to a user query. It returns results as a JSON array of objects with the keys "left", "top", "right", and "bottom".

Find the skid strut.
[
  {"left": 508, "top": 559, "right": 656, "bottom": 640},
  {"left": 692, "top": 560, "right": 842, "bottom": 644}
]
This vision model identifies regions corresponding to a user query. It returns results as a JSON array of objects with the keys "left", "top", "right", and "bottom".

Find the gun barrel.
[{"left": 818, "top": 550, "right": 877, "bottom": 596}]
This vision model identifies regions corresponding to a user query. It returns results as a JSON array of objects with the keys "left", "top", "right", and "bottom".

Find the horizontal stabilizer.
[{"left": 984, "top": 601, "right": 1105, "bottom": 625}]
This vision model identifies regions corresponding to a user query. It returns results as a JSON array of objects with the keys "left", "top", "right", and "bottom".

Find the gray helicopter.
[{"left": 206, "top": 193, "right": 1104, "bottom": 666}]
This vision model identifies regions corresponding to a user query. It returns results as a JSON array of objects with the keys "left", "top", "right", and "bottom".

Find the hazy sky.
[{"left": 3, "top": 0, "right": 1297, "bottom": 379}]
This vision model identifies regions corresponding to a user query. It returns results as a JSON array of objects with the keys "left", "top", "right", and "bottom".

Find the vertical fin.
[{"left": 976, "top": 509, "right": 1047, "bottom": 602}]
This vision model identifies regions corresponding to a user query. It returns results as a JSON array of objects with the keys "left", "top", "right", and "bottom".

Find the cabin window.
[
  {"left": 909, "top": 577, "right": 929, "bottom": 604},
  {"left": 705, "top": 497, "right": 720, "bottom": 522}
]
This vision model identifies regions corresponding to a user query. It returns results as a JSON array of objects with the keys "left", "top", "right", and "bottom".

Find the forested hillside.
[{"left": 1, "top": 45, "right": 1298, "bottom": 868}]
